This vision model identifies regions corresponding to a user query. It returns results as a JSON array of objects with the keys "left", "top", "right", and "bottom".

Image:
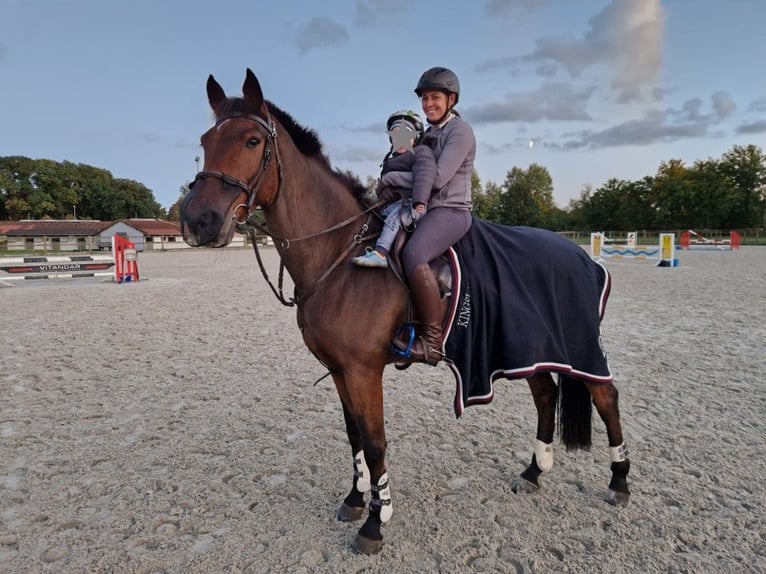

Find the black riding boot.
[{"left": 394, "top": 264, "right": 443, "bottom": 366}]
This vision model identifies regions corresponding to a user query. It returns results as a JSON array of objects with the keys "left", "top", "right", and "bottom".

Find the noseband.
[{"left": 191, "top": 111, "right": 283, "bottom": 222}]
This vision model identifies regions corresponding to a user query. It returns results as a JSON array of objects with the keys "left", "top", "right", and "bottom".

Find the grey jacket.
[
  {"left": 381, "top": 145, "right": 437, "bottom": 204},
  {"left": 381, "top": 114, "right": 475, "bottom": 210}
]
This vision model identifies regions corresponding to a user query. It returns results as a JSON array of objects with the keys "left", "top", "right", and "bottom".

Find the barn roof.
[
  {"left": 0, "top": 219, "right": 181, "bottom": 237},
  {"left": 117, "top": 219, "right": 181, "bottom": 235},
  {"left": 0, "top": 220, "right": 111, "bottom": 236}
]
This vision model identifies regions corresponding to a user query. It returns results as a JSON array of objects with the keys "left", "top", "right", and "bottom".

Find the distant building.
[{"left": 0, "top": 219, "right": 245, "bottom": 252}]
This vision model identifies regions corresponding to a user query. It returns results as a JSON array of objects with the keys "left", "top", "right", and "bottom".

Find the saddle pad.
[{"left": 443, "top": 221, "right": 613, "bottom": 417}]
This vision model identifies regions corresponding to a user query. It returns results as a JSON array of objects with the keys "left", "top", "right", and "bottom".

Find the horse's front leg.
[
  {"left": 334, "top": 385, "right": 370, "bottom": 522},
  {"left": 587, "top": 382, "right": 631, "bottom": 505},
  {"left": 331, "top": 368, "right": 391, "bottom": 554},
  {"left": 513, "top": 373, "right": 558, "bottom": 494}
]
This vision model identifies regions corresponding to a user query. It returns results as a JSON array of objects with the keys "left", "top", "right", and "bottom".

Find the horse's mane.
[{"left": 216, "top": 97, "right": 369, "bottom": 202}]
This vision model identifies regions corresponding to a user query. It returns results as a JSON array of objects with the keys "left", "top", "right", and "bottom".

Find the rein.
[
  {"left": 194, "top": 110, "right": 383, "bottom": 308},
  {"left": 239, "top": 205, "right": 381, "bottom": 308}
]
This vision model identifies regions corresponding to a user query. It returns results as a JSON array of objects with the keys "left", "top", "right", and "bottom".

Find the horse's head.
[{"left": 181, "top": 69, "right": 281, "bottom": 247}]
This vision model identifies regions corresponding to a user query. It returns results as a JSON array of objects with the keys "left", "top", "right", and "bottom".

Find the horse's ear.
[
  {"left": 243, "top": 68, "right": 265, "bottom": 112},
  {"left": 207, "top": 75, "right": 227, "bottom": 114}
]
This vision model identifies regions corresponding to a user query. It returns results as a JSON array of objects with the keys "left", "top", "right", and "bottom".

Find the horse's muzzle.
[{"left": 180, "top": 189, "right": 238, "bottom": 248}]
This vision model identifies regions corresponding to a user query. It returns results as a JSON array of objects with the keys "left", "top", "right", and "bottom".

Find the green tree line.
[
  {"left": 472, "top": 144, "right": 766, "bottom": 231},
  {"left": 4, "top": 144, "right": 765, "bottom": 231},
  {"left": 0, "top": 156, "right": 166, "bottom": 220}
]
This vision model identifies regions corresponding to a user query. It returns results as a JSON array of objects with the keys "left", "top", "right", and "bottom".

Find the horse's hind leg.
[
  {"left": 513, "top": 373, "right": 558, "bottom": 494},
  {"left": 586, "top": 382, "right": 631, "bottom": 505}
]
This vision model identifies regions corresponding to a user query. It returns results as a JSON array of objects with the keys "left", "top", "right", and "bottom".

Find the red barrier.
[
  {"left": 679, "top": 230, "right": 740, "bottom": 250},
  {"left": 112, "top": 235, "right": 140, "bottom": 283}
]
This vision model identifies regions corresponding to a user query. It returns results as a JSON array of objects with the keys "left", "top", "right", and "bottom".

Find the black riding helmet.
[{"left": 414, "top": 67, "right": 460, "bottom": 104}]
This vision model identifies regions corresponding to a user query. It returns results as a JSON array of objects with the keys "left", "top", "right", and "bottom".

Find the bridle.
[
  {"left": 191, "top": 111, "right": 284, "bottom": 222},
  {"left": 191, "top": 110, "right": 381, "bottom": 309}
]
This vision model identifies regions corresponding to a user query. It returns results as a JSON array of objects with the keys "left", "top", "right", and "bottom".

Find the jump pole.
[
  {"left": 0, "top": 234, "right": 140, "bottom": 284},
  {"left": 679, "top": 230, "right": 741, "bottom": 250},
  {"left": 590, "top": 232, "right": 678, "bottom": 267}
]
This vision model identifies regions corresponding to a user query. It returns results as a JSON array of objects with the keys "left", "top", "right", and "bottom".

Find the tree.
[
  {"left": 0, "top": 156, "right": 36, "bottom": 219},
  {"left": 719, "top": 144, "right": 766, "bottom": 228},
  {"left": 472, "top": 180, "right": 504, "bottom": 222},
  {"left": 494, "top": 164, "right": 555, "bottom": 227},
  {"left": 686, "top": 159, "right": 737, "bottom": 229},
  {"left": 167, "top": 185, "right": 189, "bottom": 222},
  {"left": 526, "top": 163, "right": 556, "bottom": 228},
  {"left": 498, "top": 167, "right": 541, "bottom": 226},
  {"left": 582, "top": 178, "right": 629, "bottom": 230},
  {"left": 0, "top": 156, "right": 167, "bottom": 221},
  {"left": 564, "top": 184, "right": 592, "bottom": 230}
]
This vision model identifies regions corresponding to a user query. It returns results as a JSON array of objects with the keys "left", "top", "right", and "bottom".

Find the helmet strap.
[{"left": 427, "top": 110, "right": 456, "bottom": 127}]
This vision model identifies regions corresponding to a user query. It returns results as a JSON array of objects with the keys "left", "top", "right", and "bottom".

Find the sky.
[{"left": 2, "top": 0, "right": 765, "bottom": 211}]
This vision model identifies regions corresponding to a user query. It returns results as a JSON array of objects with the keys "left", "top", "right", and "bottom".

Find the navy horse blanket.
[{"left": 442, "top": 221, "right": 613, "bottom": 417}]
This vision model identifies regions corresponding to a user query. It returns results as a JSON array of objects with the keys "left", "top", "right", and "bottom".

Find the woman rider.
[{"left": 380, "top": 67, "right": 476, "bottom": 365}]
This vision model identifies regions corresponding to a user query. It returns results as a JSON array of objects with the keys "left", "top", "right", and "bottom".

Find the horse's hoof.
[
  {"left": 354, "top": 533, "right": 384, "bottom": 555},
  {"left": 336, "top": 503, "right": 365, "bottom": 522},
  {"left": 609, "top": 490, "right": 630, "bottom": 506},
  {"left": 511, "top": 476, "right": 540, "bottom": 494}
]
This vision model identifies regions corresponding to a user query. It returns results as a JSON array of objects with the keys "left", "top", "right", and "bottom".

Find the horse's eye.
[{"left": 246, "top": 137, "right": 261, "bottom": 148}]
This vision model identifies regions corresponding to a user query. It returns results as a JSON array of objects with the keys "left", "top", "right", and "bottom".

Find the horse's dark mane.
[{"left": 217, "top": 97, "right": 368, "bottom": 202}]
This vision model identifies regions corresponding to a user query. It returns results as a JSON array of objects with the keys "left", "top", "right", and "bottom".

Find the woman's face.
[{"left": 420, "top": 90, "right": 454, "bottom": 123}]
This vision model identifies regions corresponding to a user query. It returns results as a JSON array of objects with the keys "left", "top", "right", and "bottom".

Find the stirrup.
[{"left": 391, "top": 323, "right": 416, "bottom": 358}]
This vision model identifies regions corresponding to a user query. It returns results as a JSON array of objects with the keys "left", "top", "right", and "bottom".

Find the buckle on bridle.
[{"left": 233, "top": 203, "right": 249, "bottom": 224}]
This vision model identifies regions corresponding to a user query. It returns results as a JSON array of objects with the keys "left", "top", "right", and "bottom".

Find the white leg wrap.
[
  {"left": 534, "top": 439, "right": 554, "bottom": 472},
  {"left": 372, "top": 472, "right": 393, "bottom": 523},
  {"left": 354, "top": 450, "right": 370, "bottom": 493},
  {"left": 610, "top": 442, "right": 628, "bottom": 463}
]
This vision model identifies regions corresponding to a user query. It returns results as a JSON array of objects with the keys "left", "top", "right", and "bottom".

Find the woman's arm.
[{"left": 431, "top": 122, "right": 475, "bottom": 189}]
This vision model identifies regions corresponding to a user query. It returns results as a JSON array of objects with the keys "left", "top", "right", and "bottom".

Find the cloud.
[
  {"left": 747, "top": 97, "right": 766, "bottom": 113},
  {"left": 354, "top": 0, "right": 411, "bottom": 26},
  {"left": 482, "top": 137, "right": 544, "bottom": 155},
  {"left": 485, "top": 0, "right": 552, "bottom": 17},
  {"left": 736, "top": 120, "right": 766, "bottom": 135},
  {"left": 556, "top": 91, "right": 739, "bottom": 150},
  {"left": 668, "top": 93, "right": 737, "bottom": 124},
  {"left": 523, "top": 0, "right": 664, "bottom": 103},
  {"left": 295, "top": 17, "right": 349, "bottom": 53},
  {"left": 475, "top": 56, "right": 516, "bottom": 73},
  {"left": 0, "top": 43, "right": 7, "bottom": 62},
  {"left": 463, "top": 82, "right": 595, "bottom": 124},
  {"left": 711, "top": 92, "right": 736, "bottom": 120},
  {"left": 553, "top": 107, "right": 712, "bottom": 150}
]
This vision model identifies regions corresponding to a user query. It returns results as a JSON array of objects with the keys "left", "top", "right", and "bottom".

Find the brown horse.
[{"left": 181, "top": 69, "right": 631, "bottom": 555}]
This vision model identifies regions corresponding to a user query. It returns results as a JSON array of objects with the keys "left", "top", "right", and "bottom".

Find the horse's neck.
[{"left": 265, "top": 156, "right": 364, "bottom": 293}]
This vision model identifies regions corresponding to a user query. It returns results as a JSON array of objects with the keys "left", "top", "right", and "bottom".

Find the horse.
[{"left": 180, "top": 69, "right": 631, "bottom": 555}]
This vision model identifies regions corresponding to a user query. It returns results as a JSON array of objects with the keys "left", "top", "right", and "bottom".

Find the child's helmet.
[{"left": 386, "top": 110, "right": 424, "bottom": 136}]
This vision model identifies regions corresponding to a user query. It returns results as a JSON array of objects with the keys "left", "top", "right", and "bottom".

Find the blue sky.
[{"left": 2, "top": 0, "right": 765, "bottom": 211}]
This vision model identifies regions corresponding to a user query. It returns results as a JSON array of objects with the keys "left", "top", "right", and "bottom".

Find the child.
[{"left": 353, "top": 110, "right": 437, "bottom": 268}]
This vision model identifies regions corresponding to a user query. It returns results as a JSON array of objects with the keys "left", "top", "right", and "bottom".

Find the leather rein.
[{"left": 192, "top": 111, "right": 380, "bottom": 308}]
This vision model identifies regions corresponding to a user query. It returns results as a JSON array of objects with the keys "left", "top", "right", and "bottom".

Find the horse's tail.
[{"left": 557, "top": 375, "right": 592, "bottom": 451}]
